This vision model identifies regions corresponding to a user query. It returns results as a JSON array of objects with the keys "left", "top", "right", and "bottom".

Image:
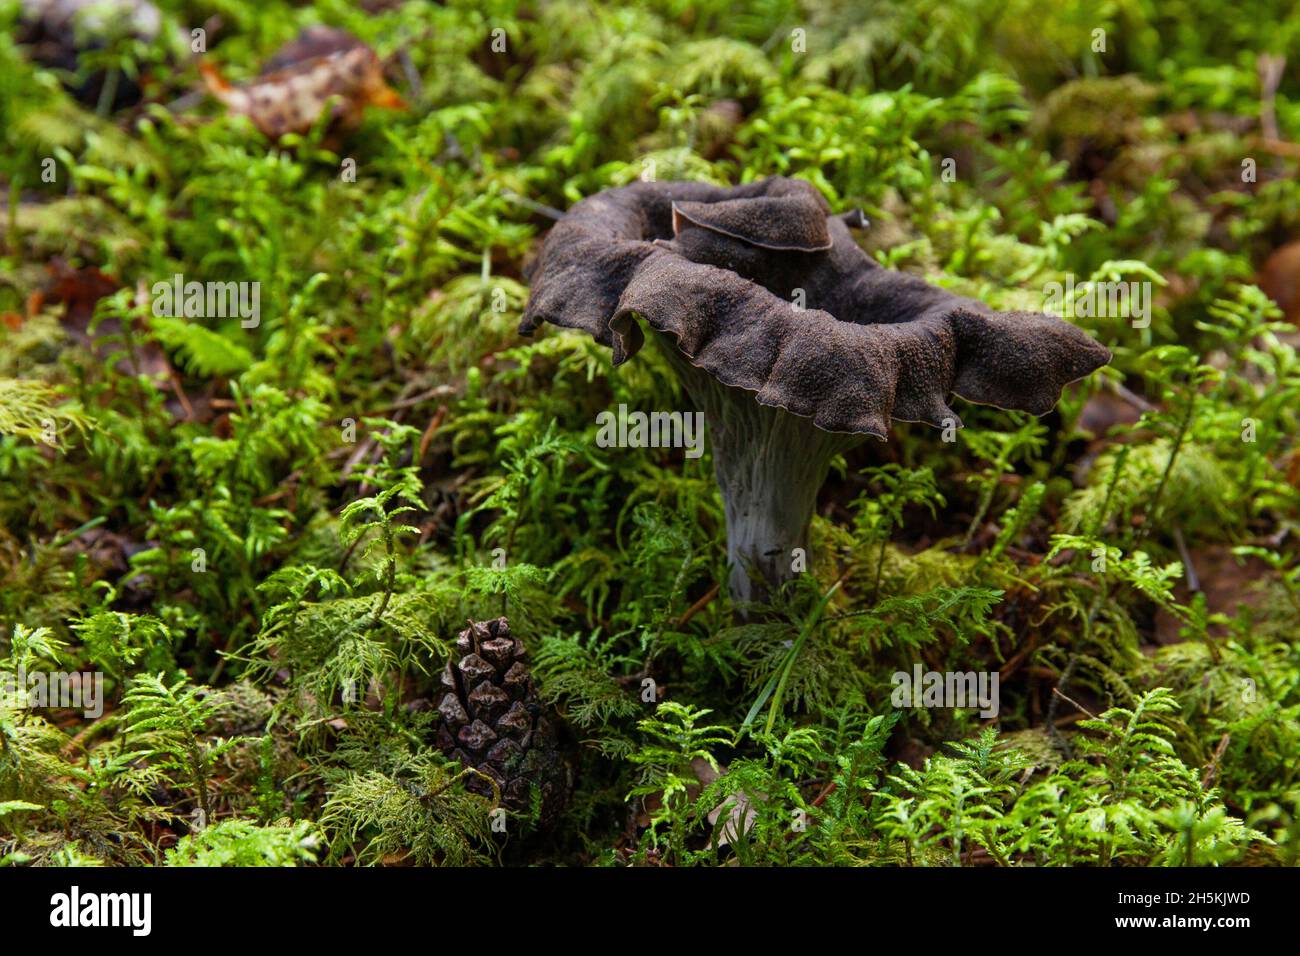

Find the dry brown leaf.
[
  {"left": 689, "top": 757, "right": 759, "bottom": 849},
  {"left": 199, "top": 38, "right": 406, "bottom": 141}
]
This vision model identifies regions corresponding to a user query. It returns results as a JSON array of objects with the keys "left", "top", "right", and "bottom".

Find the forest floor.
[{"left": 1, "top": 0, "right": 1299, "bottom": 867}]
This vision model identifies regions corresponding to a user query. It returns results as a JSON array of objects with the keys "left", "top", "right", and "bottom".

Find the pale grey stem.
[{"left": 652, "top": 332, "right": 860, "bottom": 604}]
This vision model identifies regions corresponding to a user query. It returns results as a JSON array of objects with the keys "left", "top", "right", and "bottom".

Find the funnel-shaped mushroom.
[{"left": 520, "top": 177, "right": 1111, "bottom": 603}]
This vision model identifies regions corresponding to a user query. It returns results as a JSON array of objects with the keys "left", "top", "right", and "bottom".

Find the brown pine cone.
[{"left": 435, "top": 617, "right": 570, "bottom": 829}]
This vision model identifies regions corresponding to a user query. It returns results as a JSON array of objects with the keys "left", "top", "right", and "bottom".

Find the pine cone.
[{"left": 436, "top": 618, "right": 570, "bottom": 828}]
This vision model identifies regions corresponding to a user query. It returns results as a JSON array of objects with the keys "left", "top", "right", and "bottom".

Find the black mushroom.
[{"left": 520, "top": 177, "right": 1112, "bottom": 604}]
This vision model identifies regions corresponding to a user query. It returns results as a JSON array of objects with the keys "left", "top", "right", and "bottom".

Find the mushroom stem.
[{"left": 653, "top": 333, "right": 861, "bottom": 604}]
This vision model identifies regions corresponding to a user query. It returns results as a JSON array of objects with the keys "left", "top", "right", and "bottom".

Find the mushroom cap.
[{"left": 520, "top": 177, "right": 1111, "bottom": 438}]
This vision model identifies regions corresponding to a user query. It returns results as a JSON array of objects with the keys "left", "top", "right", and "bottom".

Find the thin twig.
[
  {"left": 1046, "top": 655, "right": 1079, "bottom": 760},
  {"left": 398, "top": 48, "right": 424, "bottom": 104},
  {"left": 1258, "top": 54, "right": 1286, "bottom": 143},
  {"left": 1109, "top": 379, "right": 1156, "bottom": 413},
  {"left": 1201, "top": 733, "right": 1231, "bottom": 789},
  {"left": 61, "top": 712, "right": 117, "bottom": 757},
  {"left": 1248, "top": 136, "right": 1300, "bottom": 159},
  {"left": 676, "top": 584, "right": 720, "bottom": 628},
  {"left": 418, "top": 404, "right": 449, "bottom": 462},
  {"left": 167, "top": 365, "right": 195, "bottom": 421},
  {"left": 1143, "top": 392, "right": 1195, "bottom": 540},
  {"left": 501, "top": 189, "right": 565, "bottom": 221},
  {"left": 373, "top": 384, "right": 456, "bottom": 413},
  {"left": 1051, "top": 686, "right": 1097, "bottom": 721},
  {"left": 809, "top": 781, "right": 838, "bottom": 808},
  {"left": 1173, "top": 526, "right": 1200, "bottom": 592}
]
